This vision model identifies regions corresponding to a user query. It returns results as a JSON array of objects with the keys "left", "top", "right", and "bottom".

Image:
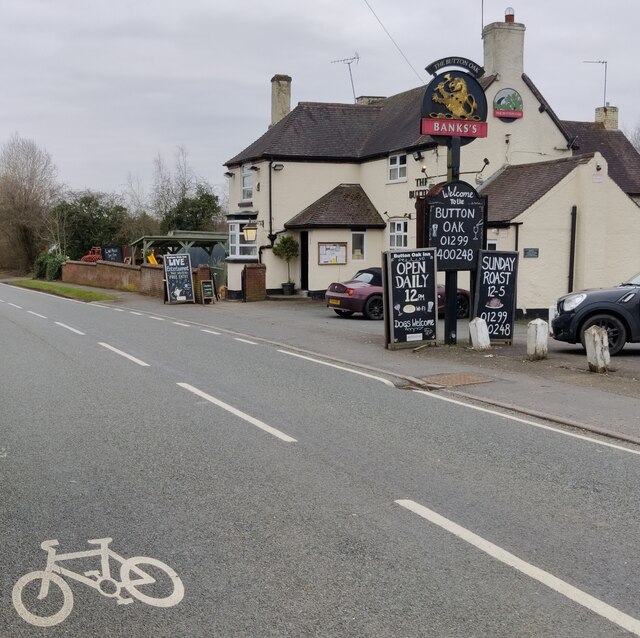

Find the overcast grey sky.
[{"left": 1, "top": 1, "right": 638, "bottom": 197}]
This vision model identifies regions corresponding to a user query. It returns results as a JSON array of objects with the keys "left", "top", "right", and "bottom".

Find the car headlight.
[{"left": 562, "top": 293, "right": 586, "bottom": 312}]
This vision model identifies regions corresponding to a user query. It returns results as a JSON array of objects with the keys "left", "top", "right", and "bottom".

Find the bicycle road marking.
[
  {"left": 395, "top": 499, "right": 640, "bottom": 636},
  {"left": 99, "top": 342, "right": 150, "bottom": 367},
  {"left": 13, "top": 538, "right": 184, "bottom": 627},
  {"left": 177, "top": 382, "right": 297, "bottom": 443},
  {"left": 278, "top": 350, "right": 395, "bottom": 387},
  {"left": 54, "top": 322, "right": 86, "bottom": 335},
  {"left": 413, "top": 390, "right": 640, "bottom": 457},
  {"left": 27, "top": 311, "right": 47, "bottom": 318}
]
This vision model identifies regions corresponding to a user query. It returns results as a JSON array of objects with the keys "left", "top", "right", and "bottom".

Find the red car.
[{"left": 325, "top": 267, "right": 470, "bottom": 320}]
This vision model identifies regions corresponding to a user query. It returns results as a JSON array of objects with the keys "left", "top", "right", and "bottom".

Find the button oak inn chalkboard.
[
  {"left": 473, "top": 250, "right": 519, "bottom": 343},
  {"left": 383, "top": 248, "right": 438, "bottom": 350},
  {"left": 164, "top": 253, "right": 195, "bottom": 304}
]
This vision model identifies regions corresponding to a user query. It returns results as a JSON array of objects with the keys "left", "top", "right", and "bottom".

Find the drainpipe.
[
  {"left": 258, "top": 160, "right": 280, "bottom": 263},
  {"left": 568, "top": 205, "right": 577, "bottom": 293}
]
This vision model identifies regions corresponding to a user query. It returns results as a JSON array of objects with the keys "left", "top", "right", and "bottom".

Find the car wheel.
[
  {"left": 363, "top": 295, "right": 384, "bottom": 320},
  {"left": 580, "top": 314, "right": 627, "bottom": 355},
  {"left": 333, "top": 309, "right": 354, "bottom": 318},
  {"left": 456, "top": 294, "right": 470, "bottom": 319}
]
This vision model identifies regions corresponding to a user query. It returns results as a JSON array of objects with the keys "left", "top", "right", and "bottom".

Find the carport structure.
[{"left": 131, "top": 230, "right": 229, "bottom": 286}]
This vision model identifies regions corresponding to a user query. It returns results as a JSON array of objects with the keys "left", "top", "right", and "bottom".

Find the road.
[{"left": 1, "top": 283, "right": 640, "bottom": 637}]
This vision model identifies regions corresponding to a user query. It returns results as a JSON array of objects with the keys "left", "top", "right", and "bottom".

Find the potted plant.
[{"left": 272, "top": 234, "right": 299, "bottom": 295}]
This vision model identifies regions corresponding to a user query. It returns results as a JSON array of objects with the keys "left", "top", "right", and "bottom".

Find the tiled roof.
[
  {"left": 284, "top": 184, "right": 386, "bottom": 229},
  {"left": 226, "top": 76, "right": 497, "bottom": 166},
  {"left": 479, "top": 154, "right": 594, "bottom": 223},
  {"left": 561, "top": 120, "right": 640, "bottom": 195}
]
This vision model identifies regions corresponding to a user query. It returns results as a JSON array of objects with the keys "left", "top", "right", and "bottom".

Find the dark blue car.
[{"left": 552, "top": 272, "right": 640, "bottom": 355}]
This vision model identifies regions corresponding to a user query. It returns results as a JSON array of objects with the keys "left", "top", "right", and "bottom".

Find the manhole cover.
[{"left": 420, "top": 373, "right": 493, "bottom": 387}]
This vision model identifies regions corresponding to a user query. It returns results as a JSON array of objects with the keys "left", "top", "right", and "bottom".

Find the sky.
[{"left": 1, "top": 0, "right": 638, "bottom": 199}]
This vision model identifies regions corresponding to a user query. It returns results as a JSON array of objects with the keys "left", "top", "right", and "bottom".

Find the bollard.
[
  {"left": 469, "top": 317, "right": 491, "bottom": 351},
  {"left": 548, "top": 304, "right": 558, "bottom": 335},
  {"left": 527, "top": 318, "right": 548, "bottom": 360},
  {"left": 584, "top": 325, "right": 610, "bottom": 373}
]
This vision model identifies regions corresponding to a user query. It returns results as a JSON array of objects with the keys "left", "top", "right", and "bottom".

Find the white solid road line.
[
  {"left": 54, "top": 322, "right": 85, "bottom": 336},
  {"left": 27, "top": 311, "right": 47, "bottom": 319},
  {"left": 98, "top": 342, "right": 150, "bottom": 367},
  {"left": 177, "top": 383, "right": 297, "bottom": 443},
  {"left": 278, "top": 350, "right": 395, "bottom": 387},
  {"left": 395, "top": 499, "right": 640, "bottom": 636},
  {"left": 414, "top": 390, "right": 640, "bottom": 457}
]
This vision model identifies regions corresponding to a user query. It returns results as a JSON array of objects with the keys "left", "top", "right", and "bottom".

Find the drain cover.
[{"left": 419, "top": 373, "right": 493, "bottom": 387}]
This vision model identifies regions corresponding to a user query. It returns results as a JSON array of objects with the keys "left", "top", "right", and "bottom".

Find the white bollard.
[
  {"left": 527, "top": 318, "right": 548, "bottom": 360},
  {"left": 469, "top": 317, "right": 491, "bottom": 351},
  {"left": 584, "top": 325, "right": 610, "bottom": 373},
  {"left": 548, "top": 305, "right": 558, "bottom": 335}
]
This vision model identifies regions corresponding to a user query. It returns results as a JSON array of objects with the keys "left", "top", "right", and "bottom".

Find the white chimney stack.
[
  {"left": 482, "top": 9, "right": 526, "bottom": 77},
  {"left": 270, "top": 74, "right": 292, "bottom": 128}
]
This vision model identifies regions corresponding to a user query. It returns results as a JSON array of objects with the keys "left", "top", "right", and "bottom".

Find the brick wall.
[
  {"left": 62, "top": 260, "right": 165, "bottom": 297},
  {"left": 244, "top": 264, "right": 267, "bottom": 302}
]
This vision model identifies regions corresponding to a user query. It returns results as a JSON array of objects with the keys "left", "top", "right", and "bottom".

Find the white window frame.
[
  {"left": 241, "top": 163, "right": 253, "bottom": 202},
  {"left": 389, "top": 219, "right": 408, "bottom": 248},
  {"left": 228, "top": 220, "right": 258, "bottom": 259},
  {"left": 388, "top": 153, "right": 407, "bottom": 182},
  {"left": 351, "top": 232, "right": 365, "bottom": 261}
]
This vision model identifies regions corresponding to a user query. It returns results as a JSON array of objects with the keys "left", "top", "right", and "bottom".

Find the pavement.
[{"left": 3, "top": 277, "right": 640, "bottom": 444}]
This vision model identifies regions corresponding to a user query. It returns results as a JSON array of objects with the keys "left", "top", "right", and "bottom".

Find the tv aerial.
[
  {"left": 331, "top": 52, "right": 360, "bottom": 102},
  {"left": 583, "top": 60, "right": 608, "bottom": 106}
]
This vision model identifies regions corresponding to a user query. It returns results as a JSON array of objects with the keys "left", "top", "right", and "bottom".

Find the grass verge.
[{"left": 8, "top": 280, "right": 119, "bottom": 302}]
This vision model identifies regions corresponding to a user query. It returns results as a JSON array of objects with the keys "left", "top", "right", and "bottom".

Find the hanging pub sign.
[
  {"left": 427, "top": 180, "right": 487, "bottom": 271},
  {"left": 164, "top": 253, "right": 195, "bottom": 304},
  {"left": 421, "top": 57, "right": 488, "bottom": 146},
  {"left": 383, "top": 248, "right": 438, "bottom": 350},
  {"left": 473, "top": 250, "right": 519, "bottom": 343}
]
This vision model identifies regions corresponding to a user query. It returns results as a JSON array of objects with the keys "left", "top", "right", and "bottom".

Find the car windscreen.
[
  {"left": 621, "top": 271, "right": 640, "bottom": 285},
  {"left": 353, "top": 270, "right": 381, "bottom": 286}
]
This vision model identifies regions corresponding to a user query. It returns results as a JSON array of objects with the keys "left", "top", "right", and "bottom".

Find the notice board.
[
  {"left": 164, "top": 253, "right": 195, "bottom": 304},
  {"left": 383, "top": 248, "right": 438, "bottom": 350},
  {"left": 473, "top": 250, "right": 518, "bottom": 343}
]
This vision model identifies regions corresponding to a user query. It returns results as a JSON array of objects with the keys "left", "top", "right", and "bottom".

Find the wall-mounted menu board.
[
  {"left": 473, "top": 250, "right": 518, "bottom": 343},
  {"left": 383, "top": 248, "right": 438, "bottom": 350}
]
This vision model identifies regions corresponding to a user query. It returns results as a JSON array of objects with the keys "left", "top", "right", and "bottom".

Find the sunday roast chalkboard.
[
  {"left": 473, "top": 250, "right": 518, "bottom": 343},
  {"left": 383, "top": 248, "right": 438, "bottom": 350},
  {"left": 164, "top": 253, "right": 195, "bottom": 304}
]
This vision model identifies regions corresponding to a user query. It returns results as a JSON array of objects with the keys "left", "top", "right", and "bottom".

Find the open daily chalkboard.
[
  {"left": 383, "top": 248, "right": 438, "bottom": 349},
  {"left": 473, "top": 250, "right": 518, "bottom": 342},
  {"left": 164, "top": 253, "right": 195, "bottom": 304}
]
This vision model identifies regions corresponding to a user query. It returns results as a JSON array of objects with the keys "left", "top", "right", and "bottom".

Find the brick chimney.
[
  {"left": 270, "top": 74, "right": 292, "bottom": 128},
  {"left": 595, "top": 104, "right": 619, "bottom": 129},
  {"left": 482, "top": 8, "right": 526, "bottom": 77}
]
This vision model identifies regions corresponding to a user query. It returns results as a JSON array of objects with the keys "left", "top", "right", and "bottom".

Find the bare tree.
[
  {"left": 628, "top": 125, "right": 640, "bottom": 154},
  {"left": 0, "top": 133, "right": 60, "bottom": 270},
  {"left": 150, "top": 145, "right": 197, "bottom": 220}
]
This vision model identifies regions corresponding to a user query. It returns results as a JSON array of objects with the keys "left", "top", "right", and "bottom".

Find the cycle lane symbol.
[{"left": 12, "top": 537, "right": 184, "bottom": 627}]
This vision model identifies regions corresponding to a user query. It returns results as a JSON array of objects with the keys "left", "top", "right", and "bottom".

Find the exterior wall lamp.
[
  {"left": 272, "top": 163, "right": 285, "bottom": 171},
  {"left": 242, "top": 220, "right": 264, "bottom": 242},
  {"left": 412, "top": 151, "right": 423, "bottom": 161},
  {"left": 224, "top": 171, "right": 234, "bottom": 178},
  {"left": 250, "top": 165, "right": 260, "bottom": 172}
]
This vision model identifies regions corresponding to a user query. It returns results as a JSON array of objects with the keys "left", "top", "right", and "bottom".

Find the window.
[
  {"left": 352, "top": 232, "right": 365, "bottom": 260},
  {"left": 388, "top": 154, "right": 407, "bottom": 182},
  {"left": 228, "top": 221, "right": 258, "bottom": 259},
  {"left": 389, "top": 220, "right": 408, "bottom": 248},
  {"left": 486, "top": 240, "right": 498, "bottom": 251},
  {"left": 241, "top": 163, "right": 253, "bottom": 201}
]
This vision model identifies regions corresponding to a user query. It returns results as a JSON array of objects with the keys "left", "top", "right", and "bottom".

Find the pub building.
[{"left": 223, "top": 9, "right": 640, "bottom": 315}]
